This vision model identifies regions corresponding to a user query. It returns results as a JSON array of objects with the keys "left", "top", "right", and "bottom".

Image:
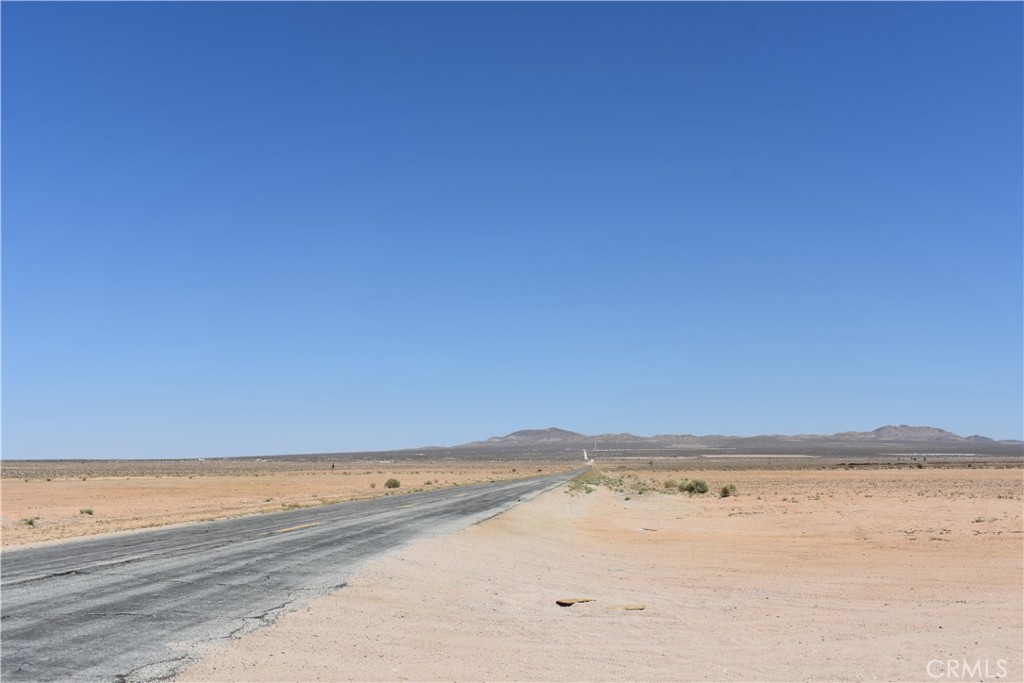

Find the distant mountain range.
[
  {"left": 241, "top": 424, "right": 1021, "bottom": 463},
  {"left": 449, "top": 425, "right": 1022, "bottom": 456}
]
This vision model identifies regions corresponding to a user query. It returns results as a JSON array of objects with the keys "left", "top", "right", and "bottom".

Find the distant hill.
[
  {"left": 472, "top": 428, "right": 586, "bottom": 446},
  {"left": 199, "top": 423, "right": 1021, "bottom": 463},
  {"left": 447, "top": 425, "right": 1022, "bottom": 458},
  {"left": 834, "top": 425, "right": 971, "bottom": 441},
  {"left": 467, "top": 428, "right": 648, "bottom": 448}
]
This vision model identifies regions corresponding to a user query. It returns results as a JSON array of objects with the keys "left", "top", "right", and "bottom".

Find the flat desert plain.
[
  {"left": 179, "top": 464, "right": 1023, "bottom": 682},
  {"left": 3, "top": 460, "right": 1022, "bottom": 681},
  {"left": 1, "top": 459, "right": 568, "bottom": 547}
]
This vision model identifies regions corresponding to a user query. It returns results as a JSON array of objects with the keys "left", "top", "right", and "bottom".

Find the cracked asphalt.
[{"left": 1, "top": 467, "right": 585, "bottom": 682}]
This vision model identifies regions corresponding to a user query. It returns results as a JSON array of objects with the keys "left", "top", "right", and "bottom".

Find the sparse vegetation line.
[{"left": 566, "top": 468, "right": 735, "bottom": 499}]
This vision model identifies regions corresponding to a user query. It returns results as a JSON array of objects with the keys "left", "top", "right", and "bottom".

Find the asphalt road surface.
[{"left": 1, "top": 467, "right": 586, "bottom": 682}]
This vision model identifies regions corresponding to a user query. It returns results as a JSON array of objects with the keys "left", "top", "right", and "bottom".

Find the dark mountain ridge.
[
  {"left": 466, "top": 424, "right": 1016, "bottom": 447},
  {"left": 452, "top": 425, "right": 1022, "bottom": 458}
]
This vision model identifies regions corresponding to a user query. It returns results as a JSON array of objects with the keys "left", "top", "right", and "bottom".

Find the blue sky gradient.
[{"left": 3, "top": 2, "right": 1021, "bottom": 458}]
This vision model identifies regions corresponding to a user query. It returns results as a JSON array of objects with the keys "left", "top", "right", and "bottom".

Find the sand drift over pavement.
[
  {"left": 181, "top": 465, "right": 1024, "bottom": 682},
  {"left": 0, "top": 468, "right": 585, "bottom": 683}
]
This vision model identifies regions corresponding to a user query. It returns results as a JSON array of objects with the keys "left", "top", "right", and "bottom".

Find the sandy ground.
[
  {"left": 1, "top": 460, "right": 567, "bottom": 547},
  {"left": 178, "top": 466, "right": 1023, "bottom": 682}
]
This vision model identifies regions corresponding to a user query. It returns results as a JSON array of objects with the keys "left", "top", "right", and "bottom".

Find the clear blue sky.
[{"left": 3, "top": 2, "right": 1021, "bottom": 459}]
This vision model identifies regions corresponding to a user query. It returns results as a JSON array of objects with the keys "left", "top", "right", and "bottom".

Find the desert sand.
[
  {"left": 1, "top": 460, "right": 567, "bottom": 547},
  {"left": 177, "top": 465, "right": 1023, "bottom": 682}
]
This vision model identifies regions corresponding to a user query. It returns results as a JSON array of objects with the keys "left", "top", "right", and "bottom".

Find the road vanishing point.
[{"left": 1, "top": 467, "right": 586, "bottom": 682}]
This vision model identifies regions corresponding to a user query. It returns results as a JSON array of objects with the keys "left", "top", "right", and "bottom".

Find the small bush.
[
  {"left": 720, "top": 484, "right": 737, "bottom": 498},
  {"left": 682, "top": 479, "right": 709, "bottom": 494},
  {"left": 80, "top": 508, "right": 94, "bottom": 515},
  {"left": 369, "top": 482, "right": 376, "bottom": 489},
  {"left": 664, "top": 479, "right": 679, "bottom": 489},
  {"left": 384, "top": 478, "right": 401, "bottom": 489},
  {"left": 22, "top": 517, "right": 39, "bottom": 526}
]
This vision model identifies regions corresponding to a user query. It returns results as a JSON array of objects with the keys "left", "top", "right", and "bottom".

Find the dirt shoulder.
[
  {"left": 1, "top": 459, "right": 572, "bottom": 547},
  {"left": 178, "top": 466, "right": 1023, "bottom": 682}
]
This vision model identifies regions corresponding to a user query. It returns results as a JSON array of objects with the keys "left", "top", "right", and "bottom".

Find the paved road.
[{"left": 1, "top": 467, "right": 585, "bottom": 682}]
